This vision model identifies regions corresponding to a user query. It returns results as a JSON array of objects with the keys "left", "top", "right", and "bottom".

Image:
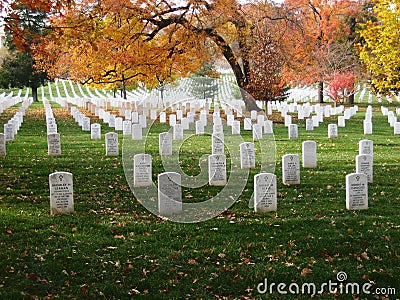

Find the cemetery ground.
[{"left": 1, "top": 99, "right": 400, "bottom": 299}]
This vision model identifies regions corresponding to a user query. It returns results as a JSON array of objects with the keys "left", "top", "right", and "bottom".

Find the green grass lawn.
[{"left": 0, "top": 96, "right": 399, "bottom": 299}]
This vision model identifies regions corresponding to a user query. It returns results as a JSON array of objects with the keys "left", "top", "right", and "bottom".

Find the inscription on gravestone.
[
  {"left": 133, "top": 154, "right": 152, "bottom": 187},
  {"left": 346, "top": 173, "right": 368, "bottom": 210},
  {"left": 49, "top": 172, "right": 74, "bottom": 214},
  {"left": 254, "top": 173, "right": 277, "bottom": 212}
]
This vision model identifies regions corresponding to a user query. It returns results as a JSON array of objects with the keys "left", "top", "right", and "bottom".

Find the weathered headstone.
[
  {"left": 328, "top": 124, "right": 338, "bottom": 138},
  {"left": 105, "top": 132, "right": 119, "bottom": 156},
  {"left": 49, "top": 172, "right": 74, "bottom": 214},
  {"left": 356, "top": 154, "right": 373, "bottom": 183},
  {"left": 48, "top": 133, "right": 61, "bottom": 156},
  {"left": 159, "top": 132, "right": 172, "bottom": 156},
  {"left": 254, "top": 173, "right": 277, "bottom": 212},
  {"left": 240, "top": 142, "right": 256, "bottom": 169},
  {"left": 302, "top": 140, "right": 317, "bottom": 168},
  {"left": 208, "top": 154, "right": 227, "bottom": 186},
  {"left": 4, "top": 123, "right": 14, "bottom": 141},
  {"left": 212, "top": 133, "right": 225, "bottom": 155},
  {"left": 133, "top": 154, "right": 152, "bottom": 187},
  {"left": 0, "top": 133, "right": 5, "bottom": 156},
  {"left": 282, "top": 154, "right": 300, "bottom": 184},
  {"left": 91, "top": 123, "right": 101, "bottom": 140},
  {"left": 158, "top": 172, "right": 182, "bottom": 216},
  {"left": 346, "top": 173, "right": 368, "bottom": 210}
]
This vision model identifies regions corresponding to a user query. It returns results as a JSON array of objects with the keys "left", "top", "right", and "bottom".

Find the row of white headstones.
[
  {"left": 45, "top": 97, "right": 378, "bottom": 216},
  {"left": 48, "top": 137, "right": 372, "bottom": 216}
]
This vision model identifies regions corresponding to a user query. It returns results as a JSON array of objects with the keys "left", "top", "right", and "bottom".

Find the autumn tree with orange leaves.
[
  {"left": 3, "top": 0, "right": 293, "bottom": 109},
  {"left": 281, "top": 0, "right": 364, "bottom": 103}
]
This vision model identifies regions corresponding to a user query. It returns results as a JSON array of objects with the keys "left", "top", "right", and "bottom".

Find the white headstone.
[
  {"left": 48, "top": 133, "right": 61, "bottom": 156},
  {"left": 133, "top": 154, "right": 152, "bottom": 187},
  {"left": 123, "top": 120, "right": 132, "bottom": 136},
  {"left": 131, "top": 111, "right": 139, "bottom": 123},
  {"left": 328, "top": 124, "right": 338, "bottom": 138},
  {"left": 359, "top": 140, "right": 373, "bottom": 157},
  {"left": 109, "top": 114, "right": 116, "bottom": 128},
  {"left": 82, "top": 117, "right": 91, "bottom": 131},
  {"left": 282, "top": 154, "right": 300, "bottom": 184},
  {"left": 195, "top": 120, "right": 204, "bottom": 135},
  {"left": 159, "top": 132, "right": 172, "bottom": 156},
  {"left": 0, "top": 133, "right": 5, "bottom": 156},
  {"left": 356, "top": 154, "right": 373, "bottom": 183},
  {"left": 213, "top": 124, "right": 223, "bottom": 134},
  {"left": 252, "top": 124, "right": 263, "bottom": 141},
  {"left": 244, "top": 118, "right": 252, "bottom": 130},
  {"left": 227, "top": 114, "right": 235, "bottom": 127},
  {"left": 284, "top": 115, "right": 292, "bottom": 127},
  {"left": 264, "top": 120, "right": 273, "bottom": 134},
  {"left": 208, "top": 154, "right": 227, "bottom": 186},
  {"left": 302, "top": 140, "right": 317, "bottom": 168},
  {"left": 159, "top": 112, "right": 166, "bottom": 123},
  {"left": 4, "top": 123, "right": 14, "bottom": 141},
  {"left": 346, "top": 173, "right": 368, "bottom": 210},
  {"left": 212, "top": 133, "right": 225, "bottom": 155},
  {"left": 169, "top": 114, "right": 177, "bottom": 126},
  {"left": 173, "top": 124, "right": 184, "bottom": 140},
  {"left": 254, "top": 173, "right": 277, "bottom": 212},
  {"left": 139, "top": 115, "right": 147, "bottom": 128},
  {"left": 250, "top": 110, "right": 258, "bottom": 120},
  {"left": 394, "top": 122, "right": 400, "bottom": 135},
  {"left": 240, "top": 142, "right": 256, "bottom": 169},
  {"left": 305, "top": 119, "right": 314, "bottom": 131},
  {"left": 91, "top": 123, "right": 101, "bottom": 140},
  {"left": 338, "top": 116, "right": 345, "bottom": 127},
  {"left": 288, "top": 124, "right": 298, "bottom": 139},
  {"left": 232, "top": 120, "right": 241, "bottom": 135},
  {"left": 363, "top": 120, "right": 373, "bottom": 135},
  {"left": 132, "top": 124, "right": 142, "bottom": 140},
  {"left": 158, "top": 172, "right": 182, "bottom": 216},
  {"left": 49, "top": 172, "right": 74, "bottom": 214},
  {"left": 105, "top": 132, "right": 119, "bottom": 156}
]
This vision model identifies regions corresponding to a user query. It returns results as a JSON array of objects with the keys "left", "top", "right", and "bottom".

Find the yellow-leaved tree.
[{"left": 358, "top": 0, "right": 400, "bottom": 94}]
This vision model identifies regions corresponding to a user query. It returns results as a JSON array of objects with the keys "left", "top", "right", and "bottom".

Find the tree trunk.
[
  {"left": 318, "top": 81, "right": 324, "bottom": 103},
  {"left": 240, "top": 88, "right": 262, "bottom": 111},
  {"left": 31, "top": 86, "right": 39, "bottom": 102},
  {"left": 348, "top": 93, "right": 354, "bottom": 105}
]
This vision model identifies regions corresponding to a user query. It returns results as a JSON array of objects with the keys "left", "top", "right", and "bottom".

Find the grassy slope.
[{"left": 0, "top": 86, "right": 399, "bottom": 299}]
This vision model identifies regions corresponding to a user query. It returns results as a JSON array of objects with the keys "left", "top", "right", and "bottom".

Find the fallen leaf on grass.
[{"left": 300, "top": 268, "right": 313, "bottom": 277}]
